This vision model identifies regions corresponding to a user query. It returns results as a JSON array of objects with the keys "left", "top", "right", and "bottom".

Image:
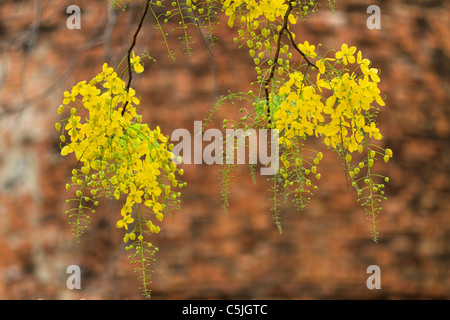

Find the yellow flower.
[
  {"left": 128, "top": 183, "right": 144, "bottom": 204},
  {"left": 357, "top": 50, "right": 371, "bottom": 70},
  {"left": 363, "top": 122, "right": 382, "bottom": 140},
  {"left": 131, "top": 51, "right": 144, "bottom": 74},
  {"left": 316, "top": 59, "right": 325, "bottom": 74},
  {"left": 367, "top": 68, "right": 380, "bottom": 83},
  {"left": 153, "top": 202, "right": 162, "bottom": 214},
  {"left": 121, "top": 197, "right": 134, "bottom": 215},
  {"left": 116, "top": 213, "right": 134, "bottom": 230},
  {"left": 298, "top": 41, "right": 317, "bottom": 58},
  {"left": 64, "top": 115, "right": 82, "bottom": 131},
  {"left": 63, "top": 91, "right": 75, "bottom": 105},
  {"left": 102, "top": 63, "right": 114, "bottom": 76},
  {"left": 335, "top": 44, "right": 357, "bottom": 65}
]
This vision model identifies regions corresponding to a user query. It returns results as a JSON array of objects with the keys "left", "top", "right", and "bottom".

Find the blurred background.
[{"left": 0, "top": 0, "right": 448, "bottom": 299}]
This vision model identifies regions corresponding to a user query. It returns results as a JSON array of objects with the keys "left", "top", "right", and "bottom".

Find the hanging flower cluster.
[
  {"left": 269, "top": 43, "right": 391, "bottom": 241},
  {"left": 203, "top": 0, "right": 391, "bottom": 242},
  {"left": 55, "top": 57, "right": 184, "bottom": 297}
]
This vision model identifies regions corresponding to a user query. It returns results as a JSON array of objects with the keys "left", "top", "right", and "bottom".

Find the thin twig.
[
  {"left": 190, "top": 8, "right": 215, "bottom": 58},
  {"left": 121, "top": 0, "right": 151, "bottom": 116}
]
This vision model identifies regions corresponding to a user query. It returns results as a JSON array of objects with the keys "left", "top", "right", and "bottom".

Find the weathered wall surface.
[{"left": 0, "top": 0, "right": 448, "bottom": 299}]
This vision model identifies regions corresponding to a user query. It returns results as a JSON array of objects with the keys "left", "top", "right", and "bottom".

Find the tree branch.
[
  {"left": 263, "top": 2, "right": 293, "bottom": 113},
  {"left": 263, "top": 1, "right": 318, "bottom": 119},
  {"left": 121, "top": 0, "right": 151, "bottom": 116},
  {"left": 285, "top": 26, "right": 316, "bottom": 69}
]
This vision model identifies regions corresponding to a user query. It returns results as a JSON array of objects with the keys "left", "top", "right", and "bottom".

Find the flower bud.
[{"left": 385, "top": 148, "right": 393, "bottom": 158}]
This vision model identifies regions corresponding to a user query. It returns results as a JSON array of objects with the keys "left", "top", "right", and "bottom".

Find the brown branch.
[
  {"left": 263, "top": 2, "right": 293, "bottom": 113},
  {"left": 263, "top": 1, "right": 319, "bottom": 119},
  {"left": 121, "top": 0, "right": 151, "bottom": 116},
  {"left": 284, "top": 26, "right": 316, "bottom": 69}
]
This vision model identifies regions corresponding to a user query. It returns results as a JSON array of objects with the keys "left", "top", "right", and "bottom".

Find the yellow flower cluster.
[
  {"left": 56, "top": 60, "right": 184, "bottom": 242},
  {"left": 223, "top": 0, "right": 296, "bottom": 27},
  {"left": 264, "top": 42, "right": 389, "bottom": 241},
  {"left": 273, "top": 43, "right": 385, "bottom": 154}
]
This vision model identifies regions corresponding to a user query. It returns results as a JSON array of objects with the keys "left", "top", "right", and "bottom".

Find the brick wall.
[{"left": 0, "top": 0, "right": 448, "bottom": 299}]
